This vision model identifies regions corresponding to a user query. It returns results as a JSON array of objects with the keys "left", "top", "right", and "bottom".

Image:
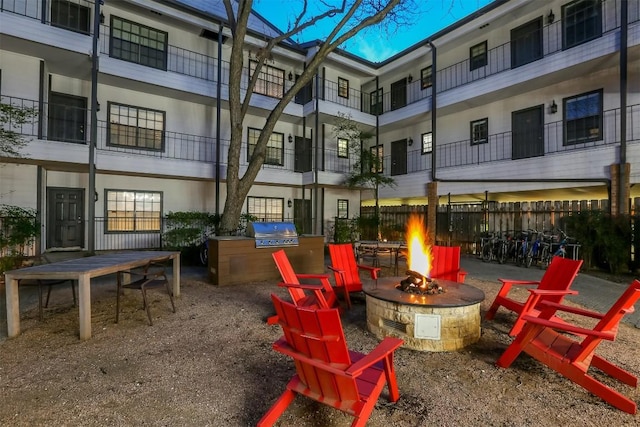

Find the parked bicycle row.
[{"left": 477, "top": 229, "right": 581, "bottom": 268}]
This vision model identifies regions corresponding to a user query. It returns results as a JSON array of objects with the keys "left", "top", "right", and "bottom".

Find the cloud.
[{"left": 350, "top": 34, "right": 399, "bottom": 63}]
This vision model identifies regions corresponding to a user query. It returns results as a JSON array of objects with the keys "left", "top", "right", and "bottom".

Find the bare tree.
[{"left": 219, "top": 0, "right": 410, "bottom": 234}]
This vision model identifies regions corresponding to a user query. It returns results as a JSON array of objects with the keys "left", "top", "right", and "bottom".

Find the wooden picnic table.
[{"left": 4, "top": 251, "right": 180, "bottom": 340}]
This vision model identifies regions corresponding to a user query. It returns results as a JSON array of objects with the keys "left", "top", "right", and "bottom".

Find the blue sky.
[{"left": 253, "top": 0, "right": 495, "bottom": 62}]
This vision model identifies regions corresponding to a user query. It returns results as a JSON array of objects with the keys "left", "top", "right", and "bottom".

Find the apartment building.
[{"left": 0, "top": 0, "right": 638, "bottom": 253}]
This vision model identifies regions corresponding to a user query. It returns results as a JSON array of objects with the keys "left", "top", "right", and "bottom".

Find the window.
[
  {"left": 370, "top": 88, "right": 383, "bottom": 115},
  {"left": 338, "top": 77, "right": 349, "bottom": 99},
  {"left": 48, "top": 92, "right": 87, "bottom": 144},
  {"left": 420, "top": 66, "right": 432, "bottom": 89},
  {"left": 247, "top": 128, "right": 284, "bottom": 166},
  {"left": 51, "top": 0, "right": 90, "bottom": 34},
  {"left": 247, "top": 196, "right": 284, "bottom": 222},
  {"left": 108, "top": 103, "right": 165, "bottom": 150},
  {"left": 106, "top": 190, "right": 161, "bottom": 232},
  {"left": 249, "top": 60, "right": 285, "bottom": 98},
  {"left": 110, "top": 16, "right": 167, "bottom": 70},
  {"left": 337, "top": 199, "right": 349, "bottom": 219},
  {"left": 337, "top": 138, "right": 349, "bottom": 158},
  {"left": 563, "top": 0, "right": 602, "bottom": 50},
  {"left": 470, "top": 118, "right": 488, "bottom": 145},
  {"left": 421, "top": 132, "right": 432, "bottom": 154},
  {"left": 370, "top": 145, "right": 384, "bottom": 173},
  {"left": 564, "top": 90, "right": 602, "bottom": 145},
  {"left": 469, "top": 41, "right": 487, "bottom": 71}
]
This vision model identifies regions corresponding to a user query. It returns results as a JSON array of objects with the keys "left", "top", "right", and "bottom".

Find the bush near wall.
[{"left": 0, "top": 205, "right": 40, "bottom": 274}]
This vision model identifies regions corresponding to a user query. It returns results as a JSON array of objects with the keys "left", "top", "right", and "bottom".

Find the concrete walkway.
[{"left": 460, "top": 254, "right": 640, "bottom": 329}]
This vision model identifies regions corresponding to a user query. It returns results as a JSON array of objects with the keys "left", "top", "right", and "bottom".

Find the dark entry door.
[
  {"left": 390, "top": 78, "right": 407, "bottom": 111},
  {"left": 390, "top": 139, "right": 407, "bottom": 176},
  {"left": 294, "top": 136, "right": 312, "bottom": 172},
  {"left": 512, "top": 106, "right": 544, "bottom": 160},
  {"left": 293, "top": 198, "right": 312, "bottom": 234},
  {"left": 47, "top": 187, "right": 85, "bottom": 249},
  {"left": 48, "top": 92, "right": 87, "bottom": 144},
  {"left": 511, "top": 18, "right": 542, "bottom": 68}
]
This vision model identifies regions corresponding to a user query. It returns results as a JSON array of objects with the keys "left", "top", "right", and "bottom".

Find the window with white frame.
[
  {"left": 337, "top": 137, "right": 349, "bottom": 158},
  {"left": 420, "top": 66, "right": 432, "bottom": 89},
  {"left": 338, "top": 77, "right": 349, "bottom": 98},
  {"left": 110, "top": 16, "right": 167, "bottom": 70},
  {"left": 337, "top": 199, "right": 349, "bottom": 219},
  {"left": 247, "top": 127, "right": 284, "bottom": 166},
  {"left": 247, "top": 196, "right": 284, "bottom": 222},
  {"left": 249, "top": 60, "right": 285, "bottom": 98},
  {"left": 563, "top": 0, "right": 602, "bottom": 50},
  {"left": 106, "top": 190, "right": 161, "bottom": 232},
  {"left": 564, "top": 89, "right": 602, "bottom": 146},
  {"left": 421, "top": 132, "right": 432, "bottom": 154},
  {"left": 469, "top": 41, "right": 487, "bottom": 71},
  {"left": 108, "top": 102, "right": 165, "bottom": 150},
  {"left": 470, "top": 118, "right": 488, "bottom": 145}
]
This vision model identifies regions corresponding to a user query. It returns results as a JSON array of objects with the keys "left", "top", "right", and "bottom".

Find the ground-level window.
[
  {"left": 247, "top": 196, "right": 284, "bottom": 222},
  {"left": 337, "top": 137, "right": 349, "bottom": 158},
  {"left": 470, "top": 118, "right": 488, "bottom": 145},
  {"left": 247, "top": 128, "right": 284, "bottom": 166},
  {"left": 108, "top": 102, "right": 165, "bottom": 150},
  {"left": 106, "top": 190, "right": 162, "bottom": 232},
  {"left": 564, "top": 89, "right": 602, "bottom": 145},
  {"left": 337, "top": 199, "right": 349, "bottom": 219},
  {"left": 422, "top": 132, "right": 432, "bottom": 154}
]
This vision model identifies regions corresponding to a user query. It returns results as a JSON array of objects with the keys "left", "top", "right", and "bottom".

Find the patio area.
[{"left": 1, "top": 257, "right": 639, "bottom": 426}]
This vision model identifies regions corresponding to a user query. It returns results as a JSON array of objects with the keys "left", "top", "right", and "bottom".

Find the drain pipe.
[
  {"left": 215, "top": 23, "right": 223, "bottom": 217},
  {"left": 88, "top": 0, "right": 101, "bottom": 253},
  {"left": 427, "top": 40, "right": 437, "bottom": 183},
  {"left": 619, "top": 0, "right": 628, "bottom": 214}
]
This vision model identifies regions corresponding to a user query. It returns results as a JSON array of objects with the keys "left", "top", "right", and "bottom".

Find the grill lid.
[{"left": 246, "top": 222, "right": 299, "bottom": 248}]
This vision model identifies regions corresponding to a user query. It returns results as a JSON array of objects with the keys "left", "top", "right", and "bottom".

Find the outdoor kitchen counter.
[{"left": 207, "top": 235, "right": 325, "bottom": 286}]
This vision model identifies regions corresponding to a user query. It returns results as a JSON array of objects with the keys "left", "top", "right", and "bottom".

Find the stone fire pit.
[{"left": 364, "top": 277, "right": 485, "bottom": 352}]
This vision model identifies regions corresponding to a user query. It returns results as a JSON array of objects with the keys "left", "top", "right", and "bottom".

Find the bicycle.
[
  {"left": 514, "top": 230, "right": 531, "bottom": 267},
  {"left": 198, "top": 231, "right": 211, "bottom": 266},
  {"left": 482, "top": 232, "right": 509, "bottom": 264}
]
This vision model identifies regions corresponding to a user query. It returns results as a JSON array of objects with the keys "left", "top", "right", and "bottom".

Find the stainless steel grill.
[{"left": 245, "top": 222, "right": 299, "bottom": 248}]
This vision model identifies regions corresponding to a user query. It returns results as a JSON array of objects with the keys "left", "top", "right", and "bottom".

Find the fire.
[{"left": 405, "top": 214, "right": 432, "bottom": 279}]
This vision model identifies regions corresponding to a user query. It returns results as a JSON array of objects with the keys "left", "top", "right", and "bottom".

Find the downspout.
[
  {"left": 215, "top": 23, "right": 223, "bottom": 217},
  {"left": 375, "top": 76, "right": 380, "bottom": 237},
  {"left": 619, "top": 0, "right": 628, "bottom": 214},
  {"left": 428, "top": 41, "right": 437, "bottom": 182},
  {"left": 313, "top": 69, "right": 321, "bottom": 234},
  {"left": 88, "top": 0, "right": 101, "bottom": 253}
]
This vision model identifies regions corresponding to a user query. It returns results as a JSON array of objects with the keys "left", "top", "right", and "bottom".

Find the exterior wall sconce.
[
  {"left": 549, "top": 100, "right": 558, "bottom": 114},
  {"left": 547, "top": 10, "right": 555, "bottom": 24},
  {"left": 287, "top": 199, "right": 292, "bottom": 208},
  {"left": 100, "top": 12, "right": 105, "bottom": 24},
  {"left": 408, "top": 74, "right": 413, "bottom": 83},
  {"left": 288, "top": 72, "right": 293, "bottom": 81},
  {"left": 288, "top": 134, "right": 293, "bottom": 143},
  {"left": 408, "top": 137, "right": 413, "bottom": 146}
]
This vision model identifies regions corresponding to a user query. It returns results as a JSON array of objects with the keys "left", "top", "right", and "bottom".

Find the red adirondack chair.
[
  {"left": 267, "top": 249, "right": 340, "bottom": 324},
  {"left": 485, "top": 256, "right": 583, "bottom": 336},
  {"left": 496, "top": 279, "right": 640, "bottom": 414},
  {"left": 258, "top": 294, "right": 404, "bottom": 427},
  {"left": 429, "top": 245, "right": 467, "bottom": 283},
  {"left": 328, "top": 243, "right": 381, "bottom": 309}
]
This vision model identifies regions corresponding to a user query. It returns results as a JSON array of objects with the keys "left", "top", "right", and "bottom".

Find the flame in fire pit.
[{"left": 405, "top": 214, "right": 432, "bottom": 279}]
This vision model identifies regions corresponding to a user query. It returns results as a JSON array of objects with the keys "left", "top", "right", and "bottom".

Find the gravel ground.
[{"left": 1, "top": 270, "right": 639, "bottom": 426}]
